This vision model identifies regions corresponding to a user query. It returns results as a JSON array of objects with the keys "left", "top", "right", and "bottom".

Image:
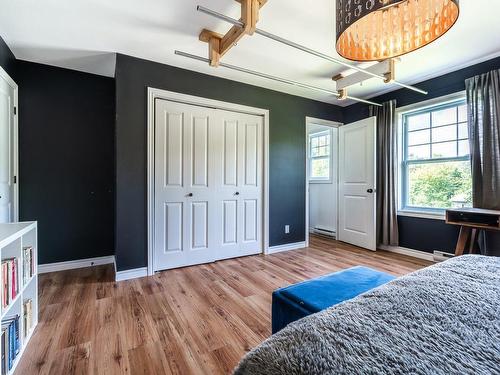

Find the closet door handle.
[
  {"left": 367, "top": 189, "right": 374, "bottom": 194},
  {"left": 235, "top": 192, "right": 240, "bottom": 196},
  {"left": 187, "top": 193, "right": 193, "bottom": 197}
]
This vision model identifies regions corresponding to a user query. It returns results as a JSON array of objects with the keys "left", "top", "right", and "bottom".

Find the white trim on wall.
[
  {"left": 396, "top": 91, "right": 466, "bottom": 115},
  {"left": 38, "top": 255, "right": 115, "bottom": 274},
  {"left": 378, "top": 245, "right": 435, "bottom": 262},
  {"left": 398, "top": 210, "right": 446, "bottom": 221},
  {"left": 0, "top": 66, "right": 19, "bottom": 222},
  {"left": 146, "top": 88, "right": 270, "bottom": 276},
  {"left": 268, "top": 241, "right": 307, "bottom": 254},
  {"left": 115, "top": 267, "right": 148, "bottom": 282},
  {"left": 305, "top": 117, "right": 342, "bottom": 248}
]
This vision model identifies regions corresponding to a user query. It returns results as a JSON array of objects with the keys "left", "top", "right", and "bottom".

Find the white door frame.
[
  {"left": 305, "top": 117, "right": 342, "bottom": 247},
  {"left": 0, "top": 66, "right": 19, "bottom": 222},
  {"left": 146, "top": 88, "right": 270, "bottom": 276}
]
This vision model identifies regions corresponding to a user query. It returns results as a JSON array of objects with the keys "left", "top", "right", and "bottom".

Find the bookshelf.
[{"left": 0, "top": 222, "right": 37, "bottom": 375}]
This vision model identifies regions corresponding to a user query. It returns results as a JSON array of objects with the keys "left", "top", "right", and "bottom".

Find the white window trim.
[
  {"left": 396, "top": 91, "right": 467, "bottom": 220},
  {"left": 308, "top": 129, "right": 333, "bottom": 184}
]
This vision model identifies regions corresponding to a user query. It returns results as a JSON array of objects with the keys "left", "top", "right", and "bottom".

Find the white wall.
[{"left": 308, "top": 125, "right": 338, "bottom": 235}]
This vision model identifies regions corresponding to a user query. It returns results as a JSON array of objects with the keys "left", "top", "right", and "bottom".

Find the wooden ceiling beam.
[
  {"left": 333, "top": 59, "right": 398, "bottom": 90},
  {"left": 198, "top": 0, "right": 267, "bottom": 67}
]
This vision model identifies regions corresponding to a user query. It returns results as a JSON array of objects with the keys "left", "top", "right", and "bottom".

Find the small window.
[
  {"left": 309, "top": 131, "right": 331, "bottom": 182},
  {"left": 401, "top": 99, "right": 472, "bottom": 213}
]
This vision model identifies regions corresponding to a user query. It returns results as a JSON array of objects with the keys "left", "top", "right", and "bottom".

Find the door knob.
[
  {"left": 367, "top": 189, "right": 374, "bottom": 194},
  {"left": 235, "top": 192, "right": 240, "bottom": 196},
  {"left": 187, "top": 193, "right": 193, "bottom": 197}
]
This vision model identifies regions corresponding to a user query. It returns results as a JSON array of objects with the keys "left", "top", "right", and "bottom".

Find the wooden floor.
[{"left": 16, "top": 236, "right": 432, "bottom": 375}]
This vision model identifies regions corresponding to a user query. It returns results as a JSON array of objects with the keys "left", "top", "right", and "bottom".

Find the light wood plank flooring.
[{"left": 16, "top": 236, "right": 432, "bottom": 375}]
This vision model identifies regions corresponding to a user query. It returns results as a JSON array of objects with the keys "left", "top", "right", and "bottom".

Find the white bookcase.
[{"left": 0, "top": 222, "right": 38, "bottom": 375}]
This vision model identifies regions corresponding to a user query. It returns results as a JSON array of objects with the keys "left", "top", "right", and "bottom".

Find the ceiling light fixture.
[{"left": 336, "top": 0, "right": 460, "bottom": 62}]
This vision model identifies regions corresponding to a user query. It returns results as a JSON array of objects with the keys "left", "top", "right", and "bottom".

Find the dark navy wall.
[
  {"left": 343, "top": 56, "right": 500, "bottom": 254},
  {"left": 0, "top": 36, "right": 16, "bottom": 79},
  {"left": 115, "top": 54, "right": 343, "bottom": 271},
  {"left": 16, "top": 61, "right": 115, "bottom": 264}
]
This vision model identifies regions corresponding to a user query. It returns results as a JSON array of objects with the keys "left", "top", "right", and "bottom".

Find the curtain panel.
[
  {"left": 369, "top": 100, "right": 399, "bottom": 247},
  {"left": 465, "top": 69, "right": 500, "bottom": 210},
  {"left": 466, "top": 69, "right": 500, "bottom": 255}
]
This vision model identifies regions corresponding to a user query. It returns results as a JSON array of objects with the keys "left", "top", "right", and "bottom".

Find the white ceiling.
[{"left": 1, "top": 0, "right": 500, "bottom": 106}]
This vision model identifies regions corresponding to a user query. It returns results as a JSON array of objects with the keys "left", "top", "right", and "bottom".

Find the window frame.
[
  {"left": 397, "top": 92, "right": 470, "bottom": 219},
  {"left": 308, "top": 129, "right": 333, "bottom": 183}
]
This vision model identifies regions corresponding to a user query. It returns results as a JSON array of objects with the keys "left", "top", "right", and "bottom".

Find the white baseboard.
[
  {"left": 115, "top": 267, "right": 148, "bottom": 282},
  {"left": 378, "top": 245, "right": 435, "bottom": 262},
  {"left": 268, "top": 241, "right": 307, "bottom": 254},
  {"left": 38, "top": 255, "right": 115, "bottom": 274}
]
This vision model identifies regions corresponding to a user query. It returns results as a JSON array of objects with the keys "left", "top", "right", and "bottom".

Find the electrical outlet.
[{"left": 285, "top": 225, "right": 290, "bottom": 234}]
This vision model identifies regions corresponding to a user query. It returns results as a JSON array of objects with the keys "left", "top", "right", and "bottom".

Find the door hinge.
[
  {"left": 13, "top": 176, "right": 17, "bottom": 184},
  {"left": 13, "top": 106, "right": 17, "bottom": 115}
]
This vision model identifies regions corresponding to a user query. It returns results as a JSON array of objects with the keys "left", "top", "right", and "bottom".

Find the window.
[
  {"left": 400, "top": 98, "right": 472, "bottom": 214},
  {"left": 309, "top": 131, "right": 331, "bottom": 182}
]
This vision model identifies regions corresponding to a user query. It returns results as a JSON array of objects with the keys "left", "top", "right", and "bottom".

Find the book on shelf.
[
  {"left": 23, "top": 299, "right": 33, "bottom": 338},
  {"left": 1, "top": 315, "right": 20, "bottom": 374},
  {"left": 1, "top": 259, "right": 19, "bottom": 309},
  {"left": 22, "top": 247, "right": 34, "bottom": 286}
]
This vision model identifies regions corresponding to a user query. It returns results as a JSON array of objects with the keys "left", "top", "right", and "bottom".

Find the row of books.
[
  {"left": 1, "top": 315, "right": 20, "bottom": 374},
  {"left": 22, "top": 300, "right": 33, "bottom": 338},
  {"left": 1, "top": 247, "right": 35, "bottom": 310},
  {"left": 22, "top": 247, "right": 34, "bottom": 286},
  {"left": 1, "top": 260, "right": 19, "bottom": 309}
]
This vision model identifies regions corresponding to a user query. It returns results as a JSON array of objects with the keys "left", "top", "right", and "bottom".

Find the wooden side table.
[{"left": 446, "top": 208, "right": 500, "bottom": 256}]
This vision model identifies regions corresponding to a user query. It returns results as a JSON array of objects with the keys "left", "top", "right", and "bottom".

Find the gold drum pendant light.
[{"left": 336, "top": 0, "right": 460, "bottom": 61}]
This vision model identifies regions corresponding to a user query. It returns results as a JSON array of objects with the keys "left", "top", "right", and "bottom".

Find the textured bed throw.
[{"left": 234, "top": 256, "right": 500, "bottom": 375}]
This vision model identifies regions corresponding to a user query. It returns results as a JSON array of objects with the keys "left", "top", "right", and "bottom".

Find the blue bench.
[{"left": 272, "top": 266, "right": 396, "bottom": 333}]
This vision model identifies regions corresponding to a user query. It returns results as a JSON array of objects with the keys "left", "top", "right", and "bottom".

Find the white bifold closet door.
[{"left": 154, "top": 99, "right": 263, "bottom": 271}]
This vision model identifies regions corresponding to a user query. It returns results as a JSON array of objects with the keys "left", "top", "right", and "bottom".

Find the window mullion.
[{"left": 429, "top": 111, "right": 433, "bottom": 158}]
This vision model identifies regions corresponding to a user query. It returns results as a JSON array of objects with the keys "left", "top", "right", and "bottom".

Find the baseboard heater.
[
  {"left": 433, "top": 251, "right": 455, "bottom": 262},
  {"left": 313, "top": 227, "right": 336, "bottom": 239}
]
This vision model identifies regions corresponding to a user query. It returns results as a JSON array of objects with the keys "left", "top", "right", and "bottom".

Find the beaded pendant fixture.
[{"left": 336, "top": 0, "right": 460, "bottom": 61}]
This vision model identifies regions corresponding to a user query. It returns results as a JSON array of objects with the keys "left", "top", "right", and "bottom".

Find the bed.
[{"left": 234, "top": 255, "right": 500, "bottom": 375}]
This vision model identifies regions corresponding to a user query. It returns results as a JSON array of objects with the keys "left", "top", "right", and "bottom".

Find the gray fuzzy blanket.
[{"left": 234, "top": 256, "right": 500, "bottom": 375}]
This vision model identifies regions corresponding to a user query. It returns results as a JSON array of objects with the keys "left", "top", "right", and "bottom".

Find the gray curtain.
[
  {"left": 369, "top": 100, "right": 399, "bottom": 246},
  {"left": 466, "top": 69, "right": 500, "bottom": 256},
  {"left": 466, "top": 69, "right": 500, "bottom": 210}
]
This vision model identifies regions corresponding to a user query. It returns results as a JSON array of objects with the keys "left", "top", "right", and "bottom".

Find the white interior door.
[
  {"left": 153, "top": 99, "right": 263, "bottom": 271},
  {"left": 338, "top": 117, "right": 376, "bottom": 250},
  {"left": 0, "top": 72, "right": 17, "bottom": 223}
]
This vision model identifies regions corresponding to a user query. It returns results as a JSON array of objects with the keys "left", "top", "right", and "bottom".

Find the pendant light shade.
[{"left": 336, "top": 0, "right": 460, "bottom": 62}]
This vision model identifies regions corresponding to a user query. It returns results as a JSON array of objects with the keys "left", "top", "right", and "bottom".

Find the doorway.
[
  {"left": 306, "top": 118, "right": 340, "bottom": 245},
  {"left": 0, "top": 67, "right": 18, "bottom": 223},
  {"left": 305, "top": 116, "right": 377, "bottom": 251}
]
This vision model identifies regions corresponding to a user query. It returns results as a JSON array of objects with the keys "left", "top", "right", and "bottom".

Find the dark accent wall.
[
  {"left": 397, "top": 216, "right": 460, "bottom": 253},
  {"left": 343, "top": 56, "right": 500, "bottom": 254},
  {"left": 0, "top": 36, "right": 16, "bottom": 79},
  {"left": 115, "top": 54, "right": 343, "bottom": 271},
  {"left": 16, "top": 61, "right": 115, "bottom": 264}
]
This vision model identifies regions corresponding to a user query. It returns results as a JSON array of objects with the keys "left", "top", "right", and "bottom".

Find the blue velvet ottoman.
[{"left": 272, "top": 266, "right": 395, "bottom": 333}]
